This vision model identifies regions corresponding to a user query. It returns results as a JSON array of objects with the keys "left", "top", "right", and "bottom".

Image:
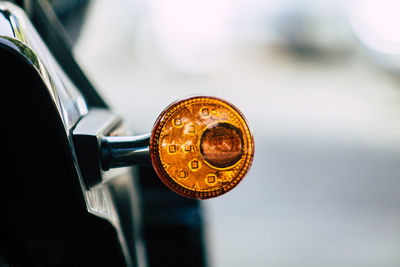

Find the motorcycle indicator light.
[{"left": 149, "top": 96, "right": 254, "bottom": 199}]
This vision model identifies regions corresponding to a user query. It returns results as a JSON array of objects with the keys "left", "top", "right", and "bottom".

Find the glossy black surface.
[
  {"left": 25, "top": 0, "right": 108, "bottom": 108},
  {"left": 0, "top": 41, "right": 127, "bottom": 266},
  {"left": 0, "top": 1, "right": 208, "bottom": 266},
  {"left": 102, "top": 134, "right": 151, "bottom": 170},
  {"left": 0, "top": 3, "right": 139, "bottom": 266},
  {"left": 72, "top": 108, "right": 122, "bottom": 187}
]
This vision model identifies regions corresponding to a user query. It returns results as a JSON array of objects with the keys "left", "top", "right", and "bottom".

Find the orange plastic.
[{"left": 150, "top": 96, "right": 254, "bottom": 199}]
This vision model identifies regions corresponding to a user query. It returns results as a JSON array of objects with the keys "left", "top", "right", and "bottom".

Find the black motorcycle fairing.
[{"left": 0, "top": 43, "right": 128, "bottom": 266}]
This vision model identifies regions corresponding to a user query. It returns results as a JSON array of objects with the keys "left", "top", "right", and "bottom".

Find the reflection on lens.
[{"left": 200, "top": 123, "right": 243, "bottom": 168}]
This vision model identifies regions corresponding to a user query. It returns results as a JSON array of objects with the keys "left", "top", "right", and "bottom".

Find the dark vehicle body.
[{"left": 0, "top": 1, "right": 206, "bottom": 266}]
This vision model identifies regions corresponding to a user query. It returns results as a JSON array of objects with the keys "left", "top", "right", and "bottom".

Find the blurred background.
[{"left": 71, "top": 0, "right": 400, "bottom": 266}]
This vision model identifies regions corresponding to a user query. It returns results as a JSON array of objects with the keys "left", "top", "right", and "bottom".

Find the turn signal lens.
[{"left": 150, "top": 96, "right": 254, "bottom": 199}]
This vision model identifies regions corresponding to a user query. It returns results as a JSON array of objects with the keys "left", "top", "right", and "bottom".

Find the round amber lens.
[{"left": 150, "top": 96, "right": 254, "bottom": 199}]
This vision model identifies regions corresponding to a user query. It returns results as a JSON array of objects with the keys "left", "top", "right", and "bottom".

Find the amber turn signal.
[{"left": 150, "top": 96, "right": 254, "bottom": 199}]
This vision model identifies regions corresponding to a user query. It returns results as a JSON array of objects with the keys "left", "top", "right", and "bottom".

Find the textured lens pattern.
[{"left": 150, "top": 96, "right": 254, "bottom": 199}]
